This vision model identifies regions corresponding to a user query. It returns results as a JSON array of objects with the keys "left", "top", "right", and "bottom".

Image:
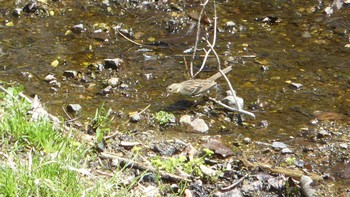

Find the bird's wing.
[
  {"left": 182, "top": 80, "right": 216, "bottom": 96},
  {"left": 182, "top": 81, "right": 202, "bottom": 96}
]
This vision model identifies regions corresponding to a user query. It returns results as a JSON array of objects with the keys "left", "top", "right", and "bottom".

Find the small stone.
[
  {"left": 63, "top": 70, "right": 77, "bottom": 78},
  {"left": 295, "top": 160, "right": 305, "bottom": 168},
  {"left": 130, "top": 113, "right": 141, "bottom": 122},
  {"left": 226, "top": 21, "right": 236, "bottom": 27},
  {"left": 49, "top": 80, "right": 61, "bottom": 88},
  {"left": 243, "top": 137, "right": 251, "bottom": 144},
  {"left": 21, "top": 72, "right": 33, "bottom": 80},
  {"left": 290, "top": 82, "right": 303, "bottom": 90},
  {"left": 119, "top": 83, "right": 129, "bottom": 89},
  {"left": 200, "top": 165, "right": 216, "bottom": 177},
  {"left": 90, "top": 30, "right": 110, "bottom": 42},
  {"left": 144, "top": 73, "right": 153, "bottom": 80},
  {"left": 107, "top": 77, "right": 119, "bottom": 87},
  {"left": 272, "top": 141, "right": 288, "bottom": 151},
  {"left": 51, "top": 59, "right": 59, "bottom": 67},
  {"left": 104, "top": 58, "right": 123, "bottom": 70},
  {"left": 71, "top": 24, "right": 85, "bottom": 33},
  {"left": 88, "top": 62, "right": 104, "bottom": 71},
  {"left": 187, "top": 118, "right": 209, "bottom": 133},
  {"left": 102, "top": 85, "right": 113, "bottom": 94},
  {"left": 281, "top": 148, "right": 293, "bottom": 154},
  {"left": 170, "top": 184, "right": 179, "bottom": 193},
  {"left": 44, "top": 74, "right": 56, "bottom": 82},
  {"left": 12, "top": 8, "right": 22, "bottom": 17},
  {"left": 318, "top": 128, "right": 330, "bottom": 137},
  {"left": 179, "top": 115, "right": 192, "bottom": 126},
  {"left": 67, "top": 104, "right": 82, "bottom": 113},
  {"left": 339, "top": 143, "right": 348, "bottom": 149},
  {"left": 23, "top": 2, "right": 38, "bottom": 13},
  {"left": 258, "top": 120, "right": 269, "bottom": 128}
]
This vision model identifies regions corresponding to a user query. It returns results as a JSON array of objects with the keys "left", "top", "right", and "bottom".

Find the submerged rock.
[
  {"left": 104, "top": 58, "right": 123, "bottom": 70},
  {"left": 63, "top": 70, "right": 78, "bottom": 78},
  {"left": 67, "top": 104, "right": 82, "bottom": 113}
]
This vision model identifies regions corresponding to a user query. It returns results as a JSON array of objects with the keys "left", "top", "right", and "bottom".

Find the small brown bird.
[{"left": 166, "top": 66, "right": 232, "bottom": 97}]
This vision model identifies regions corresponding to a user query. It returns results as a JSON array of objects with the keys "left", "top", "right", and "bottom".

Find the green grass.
[{"left": 0, "top": 86, "right": 132, "bottom": 196}]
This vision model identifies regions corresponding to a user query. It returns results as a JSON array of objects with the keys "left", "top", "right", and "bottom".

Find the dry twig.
[{"left": 100, "top": 152, "right": 191, "bottom": 182}]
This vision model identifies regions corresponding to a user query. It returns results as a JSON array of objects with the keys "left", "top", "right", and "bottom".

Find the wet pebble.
[
  {"left": 23, "top": 2, "right": 38, "bottom": 13},
  {"left": 88, "top": 62, "right": 104, "bottom": 71},
  {"left": 290, "top": 82, "right": 303, "bottom": 90},
  {"left": 21, "top": 72, "right": 33, "bottom": 80},
  {"left": 130, "top": 113, "right": 141, "bottom": 122},
  {"left": 49, "top": 80, "right": 61, "bottom": 88},
  {"left": 258, "top": 120, "right": 269, "bottom": 128},
  {"left": 295, "top": 160, "right": 305, "bottom": 168},
  {"left": 318, "top": 128, "right": 330, "bottom": 137},
  {"left": 12, "top": 8, "right": 22, "bottom": 17},
  {"left": 50, "top": 87, "right": 59, "bottom": 92},
  {"left": 102, "top": 85, "right": 113, "bottom": 94},
  {"left": 243, "top": 137, "right": 251, "bottom": 144},
  {"left": 143, "top": 52, "right": 158, "bottom": 61},
  {"left": 281, "top": 148, "right": 293, "bottom": 154},
  {"left": 226, "top": 21, "right": 236, "bottom": 27},
  {"left": 104, "top": 58, "right": 123, "bottom": 70},
  {"left": 67, "top": 104, "right": 82, "bottom": 113},
  {"left": 339, "top": 143, "right": 348, "bottom": 149},
  {"left": 44, "top": 74, "right": 56, "bottom": 82},
  {"left": 107, "top": 77, "right": 119, "bottom": 87},
  {"left": 144, "top": 73, "right": 153, "bottom": 80},
  {"left": 63, "top": 70, "right": 78, "bottom": 78},
  {"left": 71, "top": 24, "right": 85, "bottom": 33},
  {"left": 90, "top": 30, "right": 110, "bottom": 42},
  {"left": 119, "top": 83, "right": 129, "bottom": 89},
  {"left": 272, "top": 141, "right": 288, "bottom": 151}
]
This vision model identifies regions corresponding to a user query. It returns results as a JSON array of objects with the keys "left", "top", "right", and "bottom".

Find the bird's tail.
[{"left": 207, "top": 66, "right": 233, "bottom": 81}]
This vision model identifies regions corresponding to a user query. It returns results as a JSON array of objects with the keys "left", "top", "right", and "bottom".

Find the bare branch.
[
  {"left": 209, "top": 97, "right": 256, "bottom": 118},
  {"left": 190, "top": 0, "right": 210, "bottom": 77}
]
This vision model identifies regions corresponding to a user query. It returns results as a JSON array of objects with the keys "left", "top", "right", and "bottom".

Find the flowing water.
[{"left": 0, "top": 0, "right": 349, "bottom": 140}]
